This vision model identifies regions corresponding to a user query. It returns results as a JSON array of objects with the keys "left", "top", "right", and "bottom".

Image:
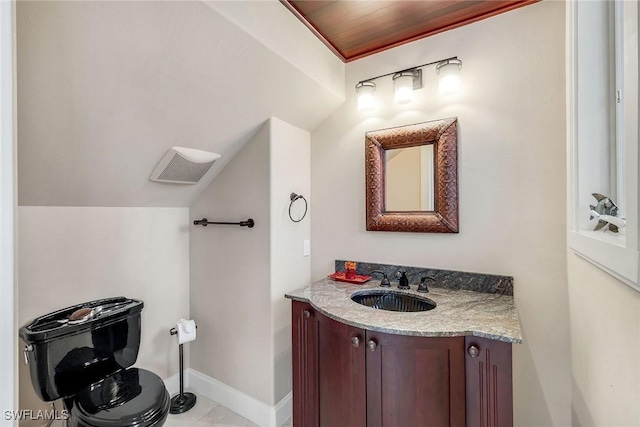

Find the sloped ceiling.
[{"left": 17, "top": 1, "right": 344, "bottom": 207}]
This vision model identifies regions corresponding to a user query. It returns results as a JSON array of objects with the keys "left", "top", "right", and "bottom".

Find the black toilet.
[{"left": 19, "top": 297, "right": 170, "bottom": 427}]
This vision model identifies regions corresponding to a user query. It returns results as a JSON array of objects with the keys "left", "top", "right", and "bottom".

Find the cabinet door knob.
[
  {"left": 351, "top": 336, "right": 361, "bottom": 348},
  {"left": 367, "top": 340, "right": 378, "bottom": 352},
  {"left": 303, "top": 310, "right": 311, "bottom": 319},
  {"left": 467, "top": 345, "right": 480, "bottom": 358}
]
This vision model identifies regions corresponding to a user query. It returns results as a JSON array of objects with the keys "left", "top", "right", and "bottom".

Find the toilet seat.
[{"left": 68, "top": 368, "right": 170, "bottom": 427}]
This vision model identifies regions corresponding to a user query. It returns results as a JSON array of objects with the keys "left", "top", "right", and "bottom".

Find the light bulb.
[
  {"left": 436, "top": 59, "right": 462, "bottom": 96},
  {"left": 355, "top": 81, "right": 376, "bottom": 112}
]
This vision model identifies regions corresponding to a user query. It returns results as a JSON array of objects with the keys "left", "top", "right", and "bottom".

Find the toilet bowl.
[{"left": 19, "top": 297, "right": 170, "bottom": 427}]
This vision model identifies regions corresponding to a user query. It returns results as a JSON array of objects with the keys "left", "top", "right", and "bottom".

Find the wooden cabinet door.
[
  {"left": 465, "top": 336, "right": 513, "bottom": 427},
  {"left": 365, "top": 332, "right": 465, "bottom": 427},
  {"left": 292, "top": 301, "right": 319, "bottom": 427},
  {"left": 317, "top": 312, "right": 367, "bottom": 427}
]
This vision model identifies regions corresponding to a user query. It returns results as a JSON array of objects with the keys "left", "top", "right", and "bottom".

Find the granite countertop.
[{"left": 286, "top": 278, "right": 522, "bottom": 343}]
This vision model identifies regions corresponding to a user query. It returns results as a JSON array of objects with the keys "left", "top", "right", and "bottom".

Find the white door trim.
[{"left": 0, "top": 0, "right": 17, "bottom": 425}]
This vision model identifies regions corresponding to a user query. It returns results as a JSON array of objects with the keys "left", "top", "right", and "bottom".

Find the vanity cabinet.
[
  {"left": 317, "top": 308, "right": 366, "bottom": 427},
  {"left": 366, "top": 331, "right": 465, "bottom": 427},
  {"left": 292, "top": 301, "right": 319, "bottom": 427},
  {"left": 464, "top": 336, "right": 513, "bottom": 427},
  {"left": 292, "top": 301, "right": 512, "bottom": 426}
]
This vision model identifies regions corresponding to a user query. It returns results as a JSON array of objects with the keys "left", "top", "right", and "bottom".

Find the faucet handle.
[
  {"left": 417, "top": 276, "right": 435, "bottom": 293},
  {"left": 371, "top": 270, "right": 391, "bottom": 287}
]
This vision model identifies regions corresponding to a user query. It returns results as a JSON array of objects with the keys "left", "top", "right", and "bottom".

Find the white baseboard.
[
  {"left": 274, "top": 391, "right": 293, "bottom": 427},
  {"left": 187, "top": 368, "right": 292, "bottom": 427}
]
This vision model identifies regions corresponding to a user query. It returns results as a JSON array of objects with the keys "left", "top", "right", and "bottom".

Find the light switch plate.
[{"left": 303, "top": 240, "right": 310, "bottom": 257}]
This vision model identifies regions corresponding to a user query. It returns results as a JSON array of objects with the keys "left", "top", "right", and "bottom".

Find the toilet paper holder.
[
  {"left": 169, "top": 325, "right": 198, "bottom": 336},
  {"left": 169, "top": 324, "right": 198, "bottom": 414}
]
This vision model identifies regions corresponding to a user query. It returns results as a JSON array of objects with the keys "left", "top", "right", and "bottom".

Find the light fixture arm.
[
  {"left": 356, "top": 56, "right": 459, "bottom": 86},
  {"left": 436, "top": 58, "right": 462, "bottom": 74}
]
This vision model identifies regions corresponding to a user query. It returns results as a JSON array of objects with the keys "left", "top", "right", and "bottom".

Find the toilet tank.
[{"left": 19, "top": 297, "right": 144, "bottom": 401}]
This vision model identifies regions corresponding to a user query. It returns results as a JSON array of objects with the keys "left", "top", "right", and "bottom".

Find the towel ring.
[{"left": 289, "top": 193, "right": 308, "bottom": 223}]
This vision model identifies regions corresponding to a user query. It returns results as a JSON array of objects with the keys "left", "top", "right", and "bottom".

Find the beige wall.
[
  {"left": 568, "top": 252, "right": 640, "bottom": 426},
  {"left": 310, "top": 2, "right": 569, "bottom": 426},
  {"left": 18, "top": 206, "right": 190, "bottom": 420},
  {"left": 190, "top": 117, "right": 310, "bottom": 406},
  {"left": 16, "top": 0, "right": 341, "bottom": 209},
  {"left": 269, "top": 118, "right": 311, "bottom": 403},
  {"left": 190, "top": 122, "right": 272, "bottom": 404}
]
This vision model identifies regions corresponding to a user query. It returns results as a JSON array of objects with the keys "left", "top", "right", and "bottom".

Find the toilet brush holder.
[{"left": 169, "top": 327, "right": 197, "bottom": 414}]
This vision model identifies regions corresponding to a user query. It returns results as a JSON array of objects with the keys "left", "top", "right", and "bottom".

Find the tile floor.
[
  {"left": 41, "top": 390, "right": 291, "bottom": 427},
  {"left": 164, "top": 391, "right": 293, "bottom": 427}
]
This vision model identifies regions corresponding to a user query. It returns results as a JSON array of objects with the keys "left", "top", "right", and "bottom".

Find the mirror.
[
  {"left": 385, "top": 145, "right": 434, "bottom": 211},
  {"left": 365, "top": 117, "right": 458, "bottom": 233}
]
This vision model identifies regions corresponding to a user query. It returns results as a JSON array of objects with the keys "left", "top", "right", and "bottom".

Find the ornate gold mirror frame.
[{"left": 365, "top": 117, "right": 459, "bottom": 233}]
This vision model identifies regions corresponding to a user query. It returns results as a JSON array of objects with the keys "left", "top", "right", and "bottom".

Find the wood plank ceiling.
[{"left": 281, "top": 0, "right": 539, "bottom": 62}]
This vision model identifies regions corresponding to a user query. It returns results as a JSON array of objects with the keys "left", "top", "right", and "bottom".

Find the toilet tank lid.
[{"left": 19, "top": 297, "right": 143, "bottom": 344}]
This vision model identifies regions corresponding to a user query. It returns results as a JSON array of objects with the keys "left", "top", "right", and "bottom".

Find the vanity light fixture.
[
  {"left": 436, "top": 58, "right": 463, "bottom": 96},
  {"left": 354, "top": 56, "right": 461, "bottom": 111},
  {"left": 355, "top": 81, "right": 376, "bottom": 112},
  {"left": 393, "top": 69, "right": 422, "bottom": 104}
]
